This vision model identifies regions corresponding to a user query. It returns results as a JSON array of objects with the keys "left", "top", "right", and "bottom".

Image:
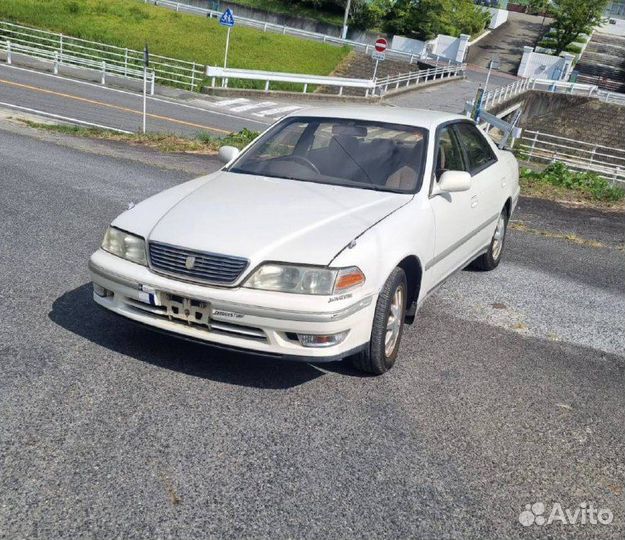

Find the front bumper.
[{"left": 89, "top": 249, "right": 376, "bottom": 361}]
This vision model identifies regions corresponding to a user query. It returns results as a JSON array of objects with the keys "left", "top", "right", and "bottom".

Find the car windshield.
[{"left": 228, "top": 116, "right": 428, "bottom": 193}]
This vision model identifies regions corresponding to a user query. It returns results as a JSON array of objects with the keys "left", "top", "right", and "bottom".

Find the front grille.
[{"left": 148, "top": 242, "right": 249, "bottom": 285}]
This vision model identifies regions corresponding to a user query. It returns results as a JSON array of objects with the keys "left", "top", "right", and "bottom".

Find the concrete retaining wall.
[{"left": 519, "top": 91, "right": 625, "bottom": 148}]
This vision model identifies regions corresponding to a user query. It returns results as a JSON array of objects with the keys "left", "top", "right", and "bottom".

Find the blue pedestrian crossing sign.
[{"left": 219, "top": 8, "right": 235, "bottom": 27}]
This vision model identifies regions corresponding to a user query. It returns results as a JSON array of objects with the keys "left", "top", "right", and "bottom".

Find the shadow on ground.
[{"left": 49, "top": 283, "right": 367, "bottom": 390}]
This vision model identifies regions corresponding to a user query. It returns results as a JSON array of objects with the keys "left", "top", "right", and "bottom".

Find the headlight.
[
  {"left": 244, "top": 264, "right": 364, "bottom": 295},
  {"left": 101, "top": 226, "right": 147, "bottom": 266}
]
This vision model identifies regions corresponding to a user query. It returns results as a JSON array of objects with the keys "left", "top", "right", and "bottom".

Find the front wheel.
[
  {"left": 351, "top": 268, "right": 407, "bottom": 375},
  {"left": 471, "top": 208, "right": 508, "bottom": 271}
]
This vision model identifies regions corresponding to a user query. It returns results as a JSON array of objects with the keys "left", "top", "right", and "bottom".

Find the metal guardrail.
[
  {"left": 206, "top": 66, "right": 375, "bottom": 95},
  {"left": 519, "top": 130, "right": 625, "bottom": 186},
  {"left": 0, "top": 21, "right": 204, "bottom": 91},
  {"left": 148, "top": 0, "right": 460, "bottom": 66},
  {"left": 205, "top": 63, "right": 464, "bottom": 96}
]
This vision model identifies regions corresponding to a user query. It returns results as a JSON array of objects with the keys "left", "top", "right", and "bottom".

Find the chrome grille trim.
[
  {"left": 125, "top": 300, "right": 267, "bottom": 342},
  {"left": 148, "top": 242, "right": 249, "bottom": 285}
]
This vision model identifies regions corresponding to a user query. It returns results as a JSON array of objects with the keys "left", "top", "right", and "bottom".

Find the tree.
[
  {"left": 550, "top": 0, "right": 609, "bottom": 54},
  {"left": 380, "top": 0, "right": 489, "bottom": 41}
]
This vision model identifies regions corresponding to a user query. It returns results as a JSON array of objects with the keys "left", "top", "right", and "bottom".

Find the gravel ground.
[{"left": 1, "top": 124, "right": 623, "bottom": 539}]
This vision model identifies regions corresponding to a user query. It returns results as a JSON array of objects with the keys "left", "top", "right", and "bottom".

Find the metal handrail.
[{"left": 520, "top": 129, "right": 625, "bottom": 185}]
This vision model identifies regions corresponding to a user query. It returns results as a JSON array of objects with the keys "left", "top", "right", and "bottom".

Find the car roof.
[{"left": 285, "top": 106, "right": 468, "bottom": 130}]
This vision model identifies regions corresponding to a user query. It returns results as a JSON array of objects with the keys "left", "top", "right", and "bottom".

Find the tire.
[
  {"left": 471, "top": 207, "right": 508, "bottom": 271},
  {"left": 351, "top": 267, "right": 407, "bottom": 375}
]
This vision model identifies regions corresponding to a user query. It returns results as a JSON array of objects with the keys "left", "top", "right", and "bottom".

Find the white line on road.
[
  {"left": 0, "top": 100, "right": 134, "bottom": 134},
  {"left": 230, "top": 101, "right": 276, "bottom": 112},
  {"left": 0, "top": 63, "right": 271, "bottom": 126},
  {"left": 253, "top": 105, "right": 302, "bottom": 117},
  {"left": 212, "top": 98, "right": 252, "bottom": 107}
]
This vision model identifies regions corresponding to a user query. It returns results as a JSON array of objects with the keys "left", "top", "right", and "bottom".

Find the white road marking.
[
  {"left": 230, "top": 101, "right": 276, "bottom": 112},
  {"left": 212, "top": 98, "right": 251, "bottom": 107},
  {"left": 0, "top": 100, "right": 134, "bottom": 133},
  {"left": 0, "top": 63, "right": 271, "bottom": 126},
  {"left": 253, "top": 105, "right": 302, "bottom": 117}
]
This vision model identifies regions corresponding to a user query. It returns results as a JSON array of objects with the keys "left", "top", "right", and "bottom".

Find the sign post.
[
  {"left": 219, "top": 8, "right": 235, "bottom": 69},
  {"left": 142, "top": 43, "right": 149, "bottom": 134},
  {"left": 372, "top": 37, "right": 387, "bottom": 80}
]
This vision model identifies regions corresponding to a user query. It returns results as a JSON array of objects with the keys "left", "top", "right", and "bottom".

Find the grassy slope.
[
  {"left": 0, "top": 0, "right": 349, "bottom": 74},
  {"left": 231, "top": 0, "right": 344, "bottom": 27}
]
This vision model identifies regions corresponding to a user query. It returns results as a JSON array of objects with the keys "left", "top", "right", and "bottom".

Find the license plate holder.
[{"left": 162, "top": 294, "right": 211, "bottom": 327}]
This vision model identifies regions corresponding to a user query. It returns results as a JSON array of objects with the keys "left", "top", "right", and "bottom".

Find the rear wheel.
[
  {"left": 471, "top": 208, "right": 508, "bottom": 271},
  {"left": 351, "top": 268, "right": 407, "bottom": 375}
]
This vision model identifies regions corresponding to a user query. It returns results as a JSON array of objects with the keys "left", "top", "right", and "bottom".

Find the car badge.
[{"left": 185, "top": 256, "right": 196, "bottom": 270}]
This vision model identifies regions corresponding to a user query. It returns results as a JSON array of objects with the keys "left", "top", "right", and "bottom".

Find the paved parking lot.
[{"left": 1, "top": 122, "right": 624, "bottom": 538}]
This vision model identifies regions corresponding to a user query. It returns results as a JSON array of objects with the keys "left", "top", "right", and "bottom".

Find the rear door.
[{"left": 452, "top": 122, "right": 502, "bottom": 250}]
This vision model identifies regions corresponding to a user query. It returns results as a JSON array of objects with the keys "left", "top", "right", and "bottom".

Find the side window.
[
  {"left": 454, "top": 123, "right": 497, "bottom": 173},
  {"left": 435, "top": 126, "right": 465, "bottom": 179}
]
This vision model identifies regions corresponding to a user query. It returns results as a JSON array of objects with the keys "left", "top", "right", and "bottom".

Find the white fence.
[
  {"left": 374, "top": 64, "right": 465, "bottom": 95},
  {"left": 205, "top": 63, "right": 464, "bottom": 96},
  {"left": 519, "top": 130, "right": 625, "bottom": 185},
  {"left": 148, "top": 0, "right": 461, "bottom": 66},
  {"left": 0, "top": 21, "right": 204, "bottom": 91},
  {"left": 472, "top": 78, "right": 625, "bottom": 111}
]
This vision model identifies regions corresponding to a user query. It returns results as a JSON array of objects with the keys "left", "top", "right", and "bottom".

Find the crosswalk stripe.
[
  {"left": 252, "top": 105, "right": 302, "bottom": 117},
  {"left": 212, "top": 98, "right": 251, "bottom": 107},
  {"left": 230, "top": 101, "right": 276, "bottom": 112}
]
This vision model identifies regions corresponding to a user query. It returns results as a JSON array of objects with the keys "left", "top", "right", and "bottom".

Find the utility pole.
[
  {"left": 341, "top": 0, "right": 352, "bottom": 40},
  {"left": 142, "top": 43, "right": 149, "bottom": 134}
]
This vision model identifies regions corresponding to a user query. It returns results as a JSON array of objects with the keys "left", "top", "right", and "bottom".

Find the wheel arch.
[
  {"left": 396, "top": 255, "right": 423, "bottom": 325},
  {"left": 504, "top": 197, "right": 512, "bottom": 217}
]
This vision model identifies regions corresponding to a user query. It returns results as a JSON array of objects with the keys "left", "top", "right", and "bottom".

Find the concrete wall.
[
  {"left": 519, "top": 91, "right": 625, "bottom": 148},
  {"left": 518, "top": 46, "right": 575, "bottom": 80},
  {"left": 391, "top": 35, "right": 428, "bottom": 57},
  {"left": 391, "top": 33, "right": 470, "bottom": 62},
  {"left": 487, "top": 8, "right": 509, "bottom": 29}
]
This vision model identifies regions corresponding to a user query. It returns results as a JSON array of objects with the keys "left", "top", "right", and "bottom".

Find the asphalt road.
[
  {"left": 1, "top": 123, "right": 624, "bottom": 539},
  {"left": 0, "top": 63, "right": 270, "bottom": 136}
]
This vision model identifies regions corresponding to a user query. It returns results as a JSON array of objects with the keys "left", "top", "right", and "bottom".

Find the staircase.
[
  {"left": 575, "top": 33, "right": 625, "bottom": 93},
  {"left": 318, "top": 51, "right": 431, "bottom": 96}
]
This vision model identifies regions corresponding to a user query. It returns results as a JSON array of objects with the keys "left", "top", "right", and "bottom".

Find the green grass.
[
  {"left": 22, "top": 120, "right": 259, "bottom": 153},
  {"left": 520, "top": 162, "right": 625, "bottom": 202},
  {"left": 232, "top": 0, "right": 345, "bottom": 27},
  {"left": 0, "top": 0, "right": 349, "bottom": 88}
]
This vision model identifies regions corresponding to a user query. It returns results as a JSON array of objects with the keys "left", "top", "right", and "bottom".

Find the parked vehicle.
[{"left": 89, "top": 107, "right": 519, "bottom": 374}]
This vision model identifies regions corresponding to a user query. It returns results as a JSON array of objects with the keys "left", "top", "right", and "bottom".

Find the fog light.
[
  {"left": 297, "top": 331, "right": 349, "bottom": 348},
  {"left": 93, "top": 283, "right": 109, "bottom": 297}
]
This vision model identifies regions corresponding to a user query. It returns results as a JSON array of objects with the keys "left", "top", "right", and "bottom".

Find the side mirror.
[
  {"left": 218, "top": 145, "right": 240, "bottom": 164},
  {"left": 438, "top": 170, "right": 471, "bottom": 193}
]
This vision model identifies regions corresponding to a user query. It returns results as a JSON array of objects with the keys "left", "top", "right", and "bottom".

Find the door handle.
[{"left": 471, "top": 195, "right": 478, "bottom": 208}]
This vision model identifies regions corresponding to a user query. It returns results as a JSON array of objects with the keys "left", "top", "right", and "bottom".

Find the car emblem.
[{"left": 185, "top": 256, "right": 196, "bottom": 270}]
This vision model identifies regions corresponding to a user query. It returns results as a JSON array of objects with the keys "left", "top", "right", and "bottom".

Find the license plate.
[{"left": 162, "top": 294, "right": 211, "bottom": 327}]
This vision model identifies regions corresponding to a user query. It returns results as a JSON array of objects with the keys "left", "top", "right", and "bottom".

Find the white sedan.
[{"left": 89, "top": 107, "right": 519, "bottom": 374}]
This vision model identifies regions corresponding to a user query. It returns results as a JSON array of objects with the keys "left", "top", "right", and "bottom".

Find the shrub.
[
  {"left": 520, "top": 162, "right": 625, "bottom": 201},
  {"left": 564, "top": 43, "right": 583, "bottom": 54}
]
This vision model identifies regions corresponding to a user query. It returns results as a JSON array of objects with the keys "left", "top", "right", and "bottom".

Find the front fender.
[{"left": 330, "top": 200, "right": 434, "bottom": 302}]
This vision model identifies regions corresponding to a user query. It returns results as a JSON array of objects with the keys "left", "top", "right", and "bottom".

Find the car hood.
[{"left": 114, "top": 171, "right": 410, "bottom": 268}]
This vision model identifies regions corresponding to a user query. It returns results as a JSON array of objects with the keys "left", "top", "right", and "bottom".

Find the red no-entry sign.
[{"left": 375, "top": 38, "right": 388, "bottom": 53}]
